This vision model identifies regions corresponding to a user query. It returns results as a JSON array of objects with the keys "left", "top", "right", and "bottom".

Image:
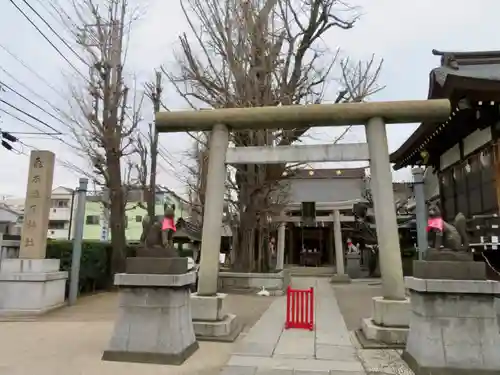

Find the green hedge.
[
  {"left": 46, "top": 240, "right": 193, "bottom": 296},
  {"left": 47, "top": 240, "right": 122, "bottom": 295}
]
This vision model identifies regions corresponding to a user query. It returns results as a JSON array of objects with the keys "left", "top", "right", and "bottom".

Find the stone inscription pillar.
[
  {"left": 19, "top": 150, "right": 55, "bottom": 259},
  {"left": 365, "top": 117, "right": 405, "bottom": 300},
  {"left": 197, "top": 124, "right": 229, "bottom": 296}
]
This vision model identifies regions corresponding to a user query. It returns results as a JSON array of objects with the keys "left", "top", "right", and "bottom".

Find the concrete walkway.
[{"left": 221, "top": 278, "right": 366, "bottom": 375}]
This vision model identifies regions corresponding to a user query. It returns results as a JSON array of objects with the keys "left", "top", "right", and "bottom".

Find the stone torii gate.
[{"left": 155, "top": 99, "right": 450, "bottom": 343}]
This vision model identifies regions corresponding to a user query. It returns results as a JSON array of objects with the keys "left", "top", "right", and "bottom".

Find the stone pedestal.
[
  {"left": 360, "top": 248, "right": 370, "bottom": 270},
  {"left": 218, "top": 270, "right": 289, "bottom": 295},
  {"left": 404, "top": 277, "right": 500, "bottom": 374},
  {"left": 190, "top": 292, "right": 242, "bottom": 342},
  {"left": 329, "top": 273, "right": 351, "bottom": 283},
  {"left": 0, "top": 259, "right": 68, "bottom": 319},
  {"left": 413, "top": 259, "right": 486, "bottom": 280},
  {"left": 126, "top": 256, "right": 187, "bottom": 274},
  {"left": 360, "top": 296, "right": 410, "bottom": 346},
  {"left": 346, "top": 253, "right": 362, "bottom": 279},
  {"left": 102, "top": 272, "right": 199, "bottom": 365}
]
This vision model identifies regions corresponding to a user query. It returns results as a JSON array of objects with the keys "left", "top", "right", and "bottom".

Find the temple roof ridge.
[{"left": 432, "top": 49, "right": 500, "bottom": 58}]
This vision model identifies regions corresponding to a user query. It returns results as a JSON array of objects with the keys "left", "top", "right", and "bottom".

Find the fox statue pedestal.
[
  {"left": 102, "top": 257, "right": 198, "bottom": 365},
  {"left": 403, "top": 250, "right": 500, "bottom": 374}
]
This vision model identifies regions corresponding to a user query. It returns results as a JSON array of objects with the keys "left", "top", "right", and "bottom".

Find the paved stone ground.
[
  {"left": 0, "top": 279, "right": 414, "bottom": 375},
  {"left": 332, "top": 280, "right": 382, "bottom": 331},
  {"left": 221, "top": 278, "right": 364, "bottom": 374},
  {"left": 221, "top": 278, "right": 414, "bottom": 375},
  {"left": 0, "top": 292, "right": 276, "bottom": 375},
  {"left": 333, "top": 280, "right": 413, "bottom": 375}
]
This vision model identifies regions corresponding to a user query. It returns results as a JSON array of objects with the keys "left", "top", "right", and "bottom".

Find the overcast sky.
[{"left": 0, "top": 0, "right": 497, "bottom": 199}]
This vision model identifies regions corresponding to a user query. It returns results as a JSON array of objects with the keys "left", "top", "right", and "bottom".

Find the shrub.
[
  {"left": 46, "top": 240, "right": 135, "bottom": 295},
  {"left": 46, "top": 240, "right": 191, "bottom": 296}
]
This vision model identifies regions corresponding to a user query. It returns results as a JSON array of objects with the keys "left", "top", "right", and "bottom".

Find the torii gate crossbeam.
[{"left": 155, "top": 99, "right": 450, "bottom": 303}]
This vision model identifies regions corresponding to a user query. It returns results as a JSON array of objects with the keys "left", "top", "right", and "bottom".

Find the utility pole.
[
  {"left": 69, "top": 178, "right": 88, "bottom": 305},
  {"left": 148, "top": 71, "right": 162, "bottom": 219}
]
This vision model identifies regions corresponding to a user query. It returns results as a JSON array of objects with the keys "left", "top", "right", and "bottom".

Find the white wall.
[{"left": 284, "top": 178, "right": 364, "bottom": 204}]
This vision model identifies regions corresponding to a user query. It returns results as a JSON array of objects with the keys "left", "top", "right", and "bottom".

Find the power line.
[
  {"left": 0, "top": 103, "right": 82, "bottom": 151},
  {"left": 51, "top": 0, "right": 75, "bottom": 29},
  {"left": 17, "top": 139, "right": 91, "bottom": 178},
  {"left": 0, "top": 106, "right": 59, "bottom": 135},
  {"left": 0, "top": 65, "right": 68, "bottom": 124},
  {"left": 0, "top": 79, "right": 70, "bottom": 130},
  {"left": 0, "top": 42, "right": 64, "bottom": 99},
  {"left": 3, "top": 131, "right": 62, "bottom": 135},
  {"left": 0, "top": 98, "right": 62, "bottom": 134},
  {"left": 0, "top": 105, "right": 82, "bottom": 152},
  {"left": 0, "top": 45, "right": 85, "bottom": 156},
  {"left": 8, "top": 0, "right": 86, "bottom": 80},
  {"left": 18, "top": 0, "right": 88, "bottom": 67},
  {"left": 31, "top": 0, "right": 72, "bottom": 31},
  {"left": 136, "top": 129, "right": 176, "bottom": 172}
]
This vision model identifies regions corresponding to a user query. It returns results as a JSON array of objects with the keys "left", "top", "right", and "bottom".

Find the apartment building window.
[
  {"left": 51, "top": 199, "right": 69, "bottom": 208},
  {"left": 86, "top": 215, "right": 100, "bottom": 225},
  {"left": 155, "top": 193, "right": 164, "bottom": 204},
  {"left": 48, "top": 221, "right": 66, "bottom": 229},
  {"left": 136, "top": 215, "right": 142, "bottom": 222}
]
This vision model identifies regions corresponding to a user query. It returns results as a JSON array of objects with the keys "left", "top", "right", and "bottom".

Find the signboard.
[
  {"left": 20, "top": 151, "right": 55, "bottom": 258},
  {"left": 301, "top": 201, "right": 316, "bottom": 226}
]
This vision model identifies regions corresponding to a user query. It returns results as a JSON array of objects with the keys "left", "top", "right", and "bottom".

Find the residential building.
[
  {"left": 0, "top": 203, "right": 22, "bottom": 235},
  {"left": 1, "top": 187, "right": 77, "bottom": 240},
  {"left": 1, "top": 185, "right": 188, "bottom": 241},
  {"left": 48, "top": 186, "right": 77, "bottom": 239},
  {"left": 82, "top": 186, "right": 188, "bottom": 241}
]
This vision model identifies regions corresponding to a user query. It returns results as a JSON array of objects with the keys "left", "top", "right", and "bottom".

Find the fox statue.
[
  {"left": 139, "top": 203, "right": 178, "bottom": 256},
  {"left": 427, "top": 203, "right": 469, "bottom": 251}
]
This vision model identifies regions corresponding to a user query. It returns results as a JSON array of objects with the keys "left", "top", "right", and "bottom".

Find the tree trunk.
[
  {"left": 107, "top": 153, "right": 127, "bottom": 274},
  {"left": 232, "top": 215, "right": 255, "bottom": 272},
  {"left": 257, "top": 225, "right": 265, "bottom": 272}
]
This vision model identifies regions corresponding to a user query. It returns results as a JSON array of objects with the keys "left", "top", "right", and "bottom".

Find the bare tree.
[
  {"left": 183, "top": 133, "right": 208, "bottom": 224},
  {"left": 61, "top": 0, "right": 142, "bottom": 273},
  {"left": 164, "top": 0, "right": 383, "bottom": 272}
]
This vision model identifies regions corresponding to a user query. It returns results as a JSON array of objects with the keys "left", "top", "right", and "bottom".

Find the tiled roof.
[
  {"left": 173, "top": 218, "right": 202, "bottom": 241},
  {"left": 390, "top": 49, "right": 500, "bottom": 169}
]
